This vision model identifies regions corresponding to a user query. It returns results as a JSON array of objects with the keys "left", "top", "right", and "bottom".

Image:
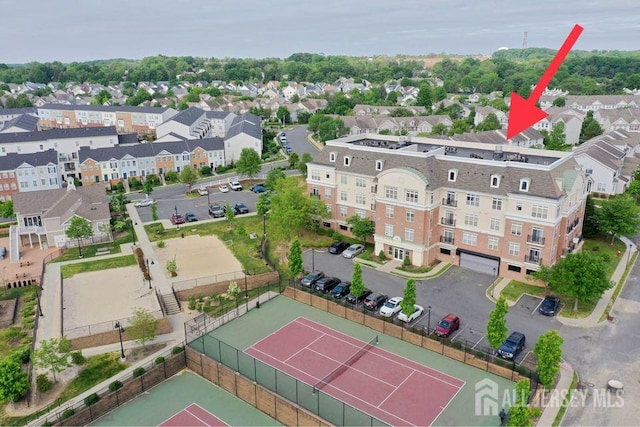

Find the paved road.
[{"left": 282, "top": 125, "right": 318, "bottom": 157}]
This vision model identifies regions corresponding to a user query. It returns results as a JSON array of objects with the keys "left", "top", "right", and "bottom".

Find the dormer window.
[
  {"left": 490, "top": 174, "right": 500, "bottom": 188},
  {"left": 329, "top": 152, "right": 337, "bottom": 162},
  {"left": 448, "top": 169, "right": 458, "bottom": 182},
  {"left": 519, "top": 178, "right": 530, "bottom": 192},
  {"left": 375, "top": 160, "right": 384, "bottom": 171},
  {"left": 344, "top": 156, "right": 351, "bottom": 167}
]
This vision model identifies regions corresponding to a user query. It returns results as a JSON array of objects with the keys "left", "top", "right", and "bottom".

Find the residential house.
[
  {"left": 533, "top": 107, "right": 585, "bottom": 145},
  {"left": 353, "top": 104, "right": 428, "bottom": 116},
  {"left": 0, "top": 150, "right": 58, "bottom": 201},
  {"left": 540, "top": 95, "right": 640, "bottom": 112},
  {"left": 306, "top": 133, "right": 588, "bottom": 282},
  {"left": 155, "top": 107, "right": 211, "bottom": 141},
  {"left": 224, "top": 113, "right": 262, "bottom": 163},
  {"left": 449, "top": 129, "right": 544, "bottom": 149},
  {"left": 0, "top": 107, "right": 38, "bottom": 128},
  {"left": 0, "top": 114, "right": 39, "bottom": 133},
  {"left": 594, "top": 109, "right": 640, "bottom": 133},
  {"left": 474, "top": 106, "right": 508, "bottom": 128}
]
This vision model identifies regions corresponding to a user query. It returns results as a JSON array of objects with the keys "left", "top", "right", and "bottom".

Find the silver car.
[{"left": 342, "top": 244, "right": 364, "bottom": 259}]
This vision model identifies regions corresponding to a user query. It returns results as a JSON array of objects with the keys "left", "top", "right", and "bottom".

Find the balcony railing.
[
  {"left": 441, "top": 217, "right": 456, "bottom": 226},
  {"left": 440, "top": 236, "right": 455, "bottom": 244},
  {"left": 442, "top": 198, "right": 457, "bottom": 207},
  {"left": 524, "top": 255, "right": 542, "bottom": 265},
  {"left": 566, "top": 218, "right": 580, "bottom": 234},
  {"left": 527, "top": 235, "right": 546, "bottom": 245}
]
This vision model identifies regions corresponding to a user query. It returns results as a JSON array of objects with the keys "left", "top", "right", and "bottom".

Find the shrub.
[
  {"left": 165, "top": 171, "right": 179, "bottom": 183},
  {"left": 84, "top": 393, "right": 100, "bottom": 406},
  {"left": 403, "top": 256, "right": 411, "bottom": 267},
  {"left": 129, "top": 177, "right": 142, "bottom": 190},
  {"left": 157, "top": 240, "right": 166, "bottom": 248},
  {"left": 5, "top": 326, "right": 23, "bottom": 340},
  {"left": 71, "top": 351, "right": 85, "bottom": 365},
  {"left": 495, "top": 359, "right": 505, "bottom": 367},
  {"left": 172, "top": 346, "right": 184, "bottom": 355},
  {"left": 133, "top": 367, "right": 146, "bottom": 378},
  {"left": 37, "top": 374, "right": 52, "bottom": 393},
  {"left": 22, "top": 319, "right": 35, "bottom": 331},
  {"left": 115, "top": 182, "right": 125, "bottom": 193},
  {"left": 188, "top": 296, "right": 196, "bottom": 310},
  {"left": 151, "top": 204, "right": 159, "bottom": 221},
  {"left": 378, "top": 250, "right": 387, "bottom": 261},
  {"left": 108, "top": 380, "right": 123, "bottom": 392},
  {"left": 475, "top": 351, "right": 485, "bottom": 359},
  {"left": 155, "top": 356, "right": 165, "bottom": 365},
  {"left": 62, "top": 409, "right": 75, "bottom": 419},
  {"left": 12, "top": 346, "right": 31, "bottom": 364},
  {"left": 43, "top": 421, "right": 54, "bottom": 426},
  {"left": 200, "top": 165, "right": 212, "bottom": 176}
]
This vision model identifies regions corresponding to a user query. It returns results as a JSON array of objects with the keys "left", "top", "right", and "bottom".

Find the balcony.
[
  {"left": 440, "top": 236, "right": 455, "bottom": 244},
  {"left": 441, "top": 217, "right": 456, "bottom": 226},
  {"left": 527, "top": 235, "right": 546, "bottom": 245},
  {"left": 309, "top": 192, "right": 320, "bottom": 199},
  {"left": 524, "top": 255, "right": 542, "bottom": 265},
  {"left": 566, "top": 218, "right": 580, "bottom": 234},
  {"left": 442, "top": 198, "right": 457, "bottom": 207}
]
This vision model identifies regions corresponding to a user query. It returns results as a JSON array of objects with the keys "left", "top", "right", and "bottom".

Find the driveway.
[{"left": 284, "top": 125, "right": 319, "bottom": 157}]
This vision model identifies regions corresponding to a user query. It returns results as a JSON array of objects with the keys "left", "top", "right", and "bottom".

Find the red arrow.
[{"left": 506, "top": 24, "right": 584, "bottom": 139}]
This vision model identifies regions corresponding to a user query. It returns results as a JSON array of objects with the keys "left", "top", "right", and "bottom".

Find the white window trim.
[
  {"left": 519, "top": 178, "right": 530, "bottom": 192},
  {"left": 448, "top": 169, "right": 457, "bottom": 182},
  {"left": 490, "top": 174, "right": 500, "bottom": 188}
]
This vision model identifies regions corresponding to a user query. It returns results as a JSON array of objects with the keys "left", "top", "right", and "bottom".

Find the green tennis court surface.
[{"left": 90, "top": 371, "right": 280, "bottom": 426}]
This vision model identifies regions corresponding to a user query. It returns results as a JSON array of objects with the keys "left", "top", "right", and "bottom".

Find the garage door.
[{"left": 459, "top": 252, "right": 499, "bottom": 275}]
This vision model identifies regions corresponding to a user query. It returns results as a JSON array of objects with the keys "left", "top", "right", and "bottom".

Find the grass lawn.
[
  {"left": 197, "top": 282, "right": 283, "bottom": 317},
  {"left": 0, "top": 326, "right": 29, "bottom": 361},
  {"left": 56, "top": 352, "right": 127, "bottom": 404},
  {"left": 60, "top": 255, "right": 136, "bottom": 279},
  {"left": 51, "top": 231, "right": 135, "bottom": 263}
]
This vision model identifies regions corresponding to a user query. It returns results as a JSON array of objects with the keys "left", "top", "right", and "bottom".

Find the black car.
[
  {"left": 539, "top": 295, "right": 561, "bottom": 316},
  {"left": 209, "top": 204, "right": 225, "bottom": 218},
  {"left": 185, "top": 212, "right": 198, "bottom": 222},
  {"left": 363, "top": 292, "right": 388, "bottom": 311},
  {"left": 301, "top": 271, "right": 325, "bottom": 287},
  {"left": 314, "top": 277, "right": 341, "bottom": 293},
  {"left": 330, "top": 282, "right": 351, "bottom": 299},
  {"left": 328, "top": 241, "right": 350, "bottom": 254},
  {"left": 234, "top": 203, "right": 249, "bottom": 214},
  {"left": 498, "top": 332, "right": 526, "bottom": 361},
  {"left": 346, "top": 289, "right": 373, "bottom": 305}
]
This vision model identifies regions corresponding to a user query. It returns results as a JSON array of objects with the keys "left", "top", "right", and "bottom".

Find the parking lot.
[{"left": 303, "top": 249, "right": 563, "bottom": 366}]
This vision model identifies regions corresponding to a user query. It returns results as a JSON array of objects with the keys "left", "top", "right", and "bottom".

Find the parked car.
[
  {"left": 233, "top": 203, "right": 249, "bottom": 214},
  {"left": 185, "top": 212, "right": 198, "bottom": 222},
  {"left": 0, "top": 247, "right": 6, "bottom": 260},
  {"left": 342, "top": 244, "right": 364, "bottom": 259},
  {"left": 330, "top": 282, "right": 351, "bottom": 299},
  {"left": 539, "top": 296, "right": 561, "bottom": 316},
  {"left": 379, "top": 296, "right": 403, "bottom": 317},
  {"left": 134, "top": 198, "right": 154, "bottom": 207},
  {"left": 229, "top": 181, "right": 243, "bottom": 191},
  {"left": 498, "top": 332, "right": 526, "bottom": 361},
  {"left": 251, "top": 184, "right": 266, "bottom": 193},
  {"left": 363, "top": 292, "right": 388, "bottom": 311},
  {"left": 434, "top": 314, "right": 460, "bottom": 337},
  {"left": 314, "top": 277, "right": 341, "bottom": 293},
  {"left": 328, "top": 241, "right": 350, "bottom": 254},
  {"left": 219, "top": 185, "right": 230, "bottom": 193},
  {"left": 397, "top": 304, "right": 425, "bottom": 324},
  {"left": 301, "top": 271, "right": 325, "bottom": 288},
  {"left": 285, "top": 146, "right": 293, "bottom": 153},
  {"left": 345, "top": 289, "right": 372, "bottom": 305},
  {"left": 209, "top": 204, "right": 225, "bottom": 218},
  {"left": 171, "top": 214, "right": 185, "bottom": 225},
  {"left": 197, "top": 187, "right": 208, "bottom": 196}
]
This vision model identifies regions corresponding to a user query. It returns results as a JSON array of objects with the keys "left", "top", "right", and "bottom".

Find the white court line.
[
  {"left": 376, "top": 369, "right": 416, "bottom": 408},
  {"left": 283, "top": 333, "right": 329, "bottom": 364},
  {"left": 185, "top": 404, "right": 225, "bottom": 427},
  {"left": 242, "top": 316, "right": 309, "bottom": 351}
]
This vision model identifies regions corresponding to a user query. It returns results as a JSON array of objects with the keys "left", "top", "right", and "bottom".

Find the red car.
[
  {"left": 434, "top": 314, "right": 460, "bottom": 337},
  {"left": 171, "top": 214, "right": 186, "bottom": 225}
]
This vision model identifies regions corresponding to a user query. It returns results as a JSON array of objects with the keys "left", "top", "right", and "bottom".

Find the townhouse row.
[{"left": 306, "top": 134, "right": 588, "bottom": 282}]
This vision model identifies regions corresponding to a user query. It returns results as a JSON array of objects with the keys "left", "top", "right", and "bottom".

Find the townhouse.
[
  {"left": 539, "top": 95, "right": 640, "bottom": 112},
  {"left": 0, "top": 107, "right": 38, "bottom": 128},
  {"left": 474, "top": 106, "right": 508, "bottom": 128},
  {"left": 37, "top": 104, "right": 178, "bottom": 136},
  {"left": 593, "top": 109, "right": 640, "bottom": 133},
  {"left": 445, "top": 129, "right": 544, "bottom": 149},
  {"left": 533, "top": 107, "right": 585, "bottom": 145},
  {"left": 223, "top": 113, "right": 263, "bottom": 162},
  {"left": 0, "top": 150, "right": 59, "bottom": 201},
  {"left": 307, "top": 134, "right": 588, "bottom": 281},
  {"left": 341, "top": 115, "right": 453, "bottom": 136}
]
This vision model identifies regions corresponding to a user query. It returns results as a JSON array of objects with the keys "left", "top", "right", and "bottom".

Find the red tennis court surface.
[
  {"left": 246, "top": 317, "right": 465, "bottom": 426},
  {"left": 158, "top": 403, "right": 228, "bottom": 426}
]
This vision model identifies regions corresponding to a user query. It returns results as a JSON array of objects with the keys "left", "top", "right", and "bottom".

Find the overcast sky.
[{"left": 2, "top": 0, "right": 639, "bottom": 63}]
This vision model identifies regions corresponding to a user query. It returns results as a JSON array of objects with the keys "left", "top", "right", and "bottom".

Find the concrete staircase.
[{"left": 159, "top": 292, "right": 181, "bottom": 315}]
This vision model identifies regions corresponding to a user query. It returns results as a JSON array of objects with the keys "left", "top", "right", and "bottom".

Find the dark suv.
[
  {"left": 209, "top": 204, "right": 225, "bottom": 218},
  {"left": 498, "top": 332, "right": 526, "bottom": 361},
  {"left": 301, "top": 271, "right": 324, "bottom": 288},
  {"left": 363, "top": 292, "right": 388, "bottom": 311},
  {"left": 330, "top": 282, "right": 351, "bottom": 299},
  {"left": 346, "top": 289, "right": 372, "bottom": 305},
  {"left": 328, "top": 241, "right": 350, "bottom": 254},
  {"left": 314, "top": 277, "right": 341, "bottom": 293}
]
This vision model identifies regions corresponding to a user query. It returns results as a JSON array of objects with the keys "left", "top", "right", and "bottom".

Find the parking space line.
[
  {"left": 531, "top": 299, "right": 544, "bottom": 316},
  {"left": 471, "top": 334, "right": 485, "bottom": 350},
  {"left": 450, "top": 325, "right": 467, "bottom": 342}
]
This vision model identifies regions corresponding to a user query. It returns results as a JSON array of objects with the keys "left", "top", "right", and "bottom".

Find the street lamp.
[
  {"left": 627, "top": 243, "right": 633, "bottom": 268},
  {"left": 244, "top": 271, "right": 249, "bottom": 312},
  {"left": 36, "top": 288, "right": 44, "bottom": 317},
  {"left": 312, "top": 248, "right": 315, "bottom": 272},
  {"left": 491, "top": 267, "right": 497, "bottom": 298},
  {"left": 146, "top": 259, "right": 152, "bottom": 290},
  {"left": 174, "top": 205, "right": 179, "bottom": 229},
  {"left": 114, "top": 321, "right": 125, "bottom": 360},
  {"left": 262, "top": 213, "right": 267, "bottom": 239},
  {"left": 427, "top": 306, "right": 432, "bottom": 335},
  {"left": 131, "top": 220, "right": 136, "bottom": 246}
]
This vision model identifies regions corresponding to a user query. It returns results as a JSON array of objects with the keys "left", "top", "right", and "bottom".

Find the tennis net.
[{"left": 313, "top": 335, "right": 378, "bottom": 393}]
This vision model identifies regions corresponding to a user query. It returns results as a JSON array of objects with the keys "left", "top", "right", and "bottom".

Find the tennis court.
[
  {"left": 245, "top": 317, "right": 464, "bottom": 426},
  {"left": 159, "top": 403, "right": 227, "bottom": 426}
]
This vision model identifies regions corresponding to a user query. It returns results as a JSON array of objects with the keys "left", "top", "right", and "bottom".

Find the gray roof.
[
  {"left": 14, "top": 184, "right": 110, "bottom": 223},
  {"left": 117, "top": 133, "right": 140, "bottom": 145},
  {"left": 0, "top": 107, "right": 38, "bottom": 117},
  {"left": 0, "top": 114, "right": 39, "bottom": 132},
  {"left": 169, "top": 107, "right": 206, "bottom": 125},
  {"left": 226, "top": 112, "right": 262, "bottom": 140},
  {"left": 0, "top": 149, "right": 58, "bottom": 171},
  {"left": 38, "top": 103, "right": 170, "bottom": 114},
  {"left": 79, "top": 137, "right": 224, "bottom": 162},
  {"left": 205, "top": 111, "right": 230, "bottom": 120},
  {"left": 0, "top": 126, "right": 118, "bottom": 144}
]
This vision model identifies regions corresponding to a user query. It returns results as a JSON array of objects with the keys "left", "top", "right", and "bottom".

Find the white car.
[
  {"left": 397, "top": 304, "right": 425, "bottom": 324},
  {"left": 342, "top": 244, "right": 364, "bottom": 259},
  {"left": 134, "top": 198, "right": 154, "bottom": 207},
  {"left": 219, "top": 185, "right": 230, "bottom": 193},
  {"left": 197, "top": 187, "right": 208, "bottom": 196},
  {"left": 229, "top": 181, "right": 243, "bottom": 191},
  {"left": 379, "top": 297, "right": 404, "bottom": 317}
]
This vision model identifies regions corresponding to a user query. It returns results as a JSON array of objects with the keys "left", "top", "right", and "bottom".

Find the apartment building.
[
  {"left": 0, "top": 150, "right": 59, "bottom": 201},
  {"left": 307, "top": 134, "right": 588, "bottom": 281},
  {"left": 37, "top": 104, "right": 178, "bottom": 136}
]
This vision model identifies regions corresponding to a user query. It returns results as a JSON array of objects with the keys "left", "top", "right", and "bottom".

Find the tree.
[
  {"left": 179, "top": 165, "right": 198, "bottom": 187},
  {"left": 256, "top": 192, "right": 271, "bottom": 216},
  {"left": 580, "top": 111, "right": 604, "bottom": 141},
  {"left": 350, "top": 263, "right": 365, "bottom": 300},
  {"left": 0, "top": 359, "right": 29, "bottom": 404},
  {"left": 534, "top": 330, "right": 564, "bottom": 389},
  {"left": 400, "top": 279, "right": 417, "bottom": 317},
  {"left": 597, "top": 194, "right": 640, "bottom": 244},
  {"left": 0, "top": 200, "right": 14, "bottom": 218},
  {"left": 547, "top": 251, "right": 611, "bottom": 311},
  {"left": 288, "top": 239, "right": 303, "bottom": 279},
  {"left": 288, "top": 152, "right": 299, "bottom": 168},
  {"left": 552, "top": 97, "right": 566, "bottom": 107},
  {"left": 449, "top": 119, "right": 471, "bottom": 135},
  {"left": 33, "top": 337, "right": 72, "bottom": 382},
  {"left": 143, "top": 177, "right": 154, "bottom": 199},
  {"left": 476, "top": 113, "right": 501, "bottom": 131},
  {"left": 268, "top": 177, "right": 328, "bottom": 239},
  {"left": 129, "top": 307, "right": 158, "bottom": 347},
  {"left": 415, "top": 83, "right": 433, "bottom": 110},
  {"left": 543, "top": 122, "right": 570, "bottom": 151},
  {"left": 507, "top": 378, "right": 532, "bottom": 427},
  {"left": 582, "top": 195, "right": 600, "bottom": 237},
  {"left": 298, "top": 152, "right": 313, "bottom": 175},
  {"left": 434, "top": 86, "right": 447, "bottom": 102},
  {"left": 264, "top": 168, "right": 286, "bottom": 190},
  {"left": 347, "top": 216, "right": 375, "bottom": 245},
  {"left": 486, "top": 296, "right": 509, "bottom": 350},
  {"left": 429, "top": 123, "right": 449, "bottom": 136},
  {"left": 236, "top": 148, "right": 262, "bottom": 179},
  {"left": 297, "top": 110, "right": 311, "bottom": 124},
  {"left": 227, "top": 281, "right": 242, "bottom": 308},
  {"left": 225, "top": 203, "right": 236, "bottom": 225},
  {"left": 66, "top": 216, "right": 93, "bottom": 258},
  {"left": 276, "top": 106, "right": 291, "bottom": 124}
]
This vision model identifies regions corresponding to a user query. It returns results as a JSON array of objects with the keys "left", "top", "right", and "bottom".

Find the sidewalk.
[
  {"left": 355, "top": 257, "right": 451, "bottom": 279},
  {"left": 537, "top": 362, "right": 575, "bottom": 427}
]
